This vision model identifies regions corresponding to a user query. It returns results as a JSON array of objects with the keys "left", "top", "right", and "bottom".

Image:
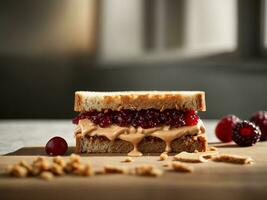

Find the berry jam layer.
[{"left": 73, "top": 109, "right": 199, "bottom": 129}]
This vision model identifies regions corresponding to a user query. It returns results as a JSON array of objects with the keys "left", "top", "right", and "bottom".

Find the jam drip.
[{"left": 73, "top": 109, "right": 199, "bottom": 129}]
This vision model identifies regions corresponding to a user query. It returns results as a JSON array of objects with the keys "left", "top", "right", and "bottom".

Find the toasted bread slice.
[
  {"left": 75, "top": 134, "right": 208, "bottom": 154},
  {"left": 74, "top": 91, "right": 206, "bottom": 112}
]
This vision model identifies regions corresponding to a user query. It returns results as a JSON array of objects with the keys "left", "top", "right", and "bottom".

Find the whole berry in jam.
[
  {"left": 232, "top": 121, "right": 261, "bottom": 146},
  {"left": 215, "top": 115, "right": 241, "bottom": 142},
  {"left": 45, "top": 136, "right": 68, "bottom": 156},
  {"left": 72, "top": 116, "right": 80, "bottom": 124},
  {"left": 184, "top": 110, "right": 199, "bottom": 126},
  {"left": 99, "top": 114, "right": 112, "bottom": 128},
  {"left": 250, "top": 111, "right": 267, "bottom": 141}
]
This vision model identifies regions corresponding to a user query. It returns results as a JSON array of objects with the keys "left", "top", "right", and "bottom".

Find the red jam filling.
[{"left": 73, "top": 109, "right": 199, "bottom": 129}]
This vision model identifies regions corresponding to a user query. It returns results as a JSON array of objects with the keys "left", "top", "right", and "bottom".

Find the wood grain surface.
[{"left": 1, "top": 142, "right": 267, "bottom": 200}]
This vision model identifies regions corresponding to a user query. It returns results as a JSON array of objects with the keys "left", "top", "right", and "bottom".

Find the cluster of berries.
[{"left": 215, "top": 111, "right": 267, "bottom": 146}]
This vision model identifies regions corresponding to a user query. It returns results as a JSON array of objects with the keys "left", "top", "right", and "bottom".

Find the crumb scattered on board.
[
  {"left": 171, "top": 162, "right": 193, "bottom": 173},
  {"left": 209, "top": 146, "right": 218, "bottom": 151},
  {"left": 6, "top": 150, "right": 255, "bottom": 181},
  {"left": 121, "top": 157, "right": 134, "bottom": 163},
  {"left": 7, "top": 154, "right": 94, "bottom": 180},
  {"left": 162, "top": 162, "right": 171, "bottom": 167},
  {"left": 40, "top": 171, "right": 54, "bottom": 181},
  {"left": 159, "top": 152, "right": 168, "bottom": 161},
  {"left": 212, "top": 154, "right": 254, "bottom": 164},
  {"left": 173, "top": 151, "right": 218, "bottom": 163},
  {"left": 104, "top": 165, "right": 128, "bottom": 174},
  {"left": 134, "top": 165, "right": 163, "bottom": 177}
]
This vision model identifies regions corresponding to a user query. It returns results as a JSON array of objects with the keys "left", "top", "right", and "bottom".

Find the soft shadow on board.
[{"left": 4, "top": 147, "right": 173, "bottom": 156}]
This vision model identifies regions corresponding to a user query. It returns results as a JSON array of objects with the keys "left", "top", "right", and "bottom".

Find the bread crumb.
[
  {"left": 71, "top": 163, "right": 94, "bottom": 177},
  {"left": 159, "top": 152, "right": 168, "bottom": 161},
  {"left": 202, "top": 154, "right": 213, "bottom": 159},
  {"left": 65, "top": 162, "right": 82, "bottom": 174},
  {"left": 134, "top": 165, "right": 163, "bottom": 177},
  {"left": 69, "top": 154, "right": 81, "bottom": 163},
  {"left": 173, "top": 152, "right": 207, "bottom": 163},
  {"left": 51, "top": 163, "right": 65, "bottom": 176},
  {"left": 32, "top": 157, "right": 50, "bottom": 171},
  {"left": 173, "top": 151, "right": 218, "bottom": 163},
  {"left": 103, "top": 165, "right": 128, "bottom": 174},
  {"left": 212, "top": 154, "right": 253, "bottom": 164},
  {"left": 81, "top": 164, "right": 94, "bottom": 176},
  {"left": 6, "top": 154, "right": 94, "bottom": 180},
  {"left": 31, "top": 167, "right": 41, "bottom": 176},
  {"left": 8, "top": 165, "right": 28, "bottom": 178},
  {"left": 171, "top": 162, "right": 193, "bottom": 173},
  {"left": 53, "top": 156, "right": 65, "bottom": 167},
  {"left": 33, "top": 157, "right": 45, "bottom": 163},
  {"left": 18, "top": 160, "right": 33, "bottom": 172},
  {"left": 162, "top": 162, "right": 171, "bottom": 167},
  {"left": 209, "top": 146, "right": 218, "bottom": 151},
  {"left": 65, "top": 154, "right": 83, "bottom": 173},
  {"left": 40, "top": 171, "right": 54, "bottom": 181},
  {"left": 95, "top": 169, "right": 105, "bottom": 175},
  {"left": 122, "top": 157, "right": 134, "bottom": 163}
]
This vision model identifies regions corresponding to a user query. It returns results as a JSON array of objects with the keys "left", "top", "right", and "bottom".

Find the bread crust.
[
  {"left": 75, "top": 134, "right": 207, "bottom": 154},
  {"left": 74, "top": 91, "right": 206, "bottom": 112}
]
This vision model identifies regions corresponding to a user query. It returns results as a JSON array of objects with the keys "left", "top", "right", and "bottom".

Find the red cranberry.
[
  {"left": 140, "top": 121, "right": 151, "bottom": 129},
  {"left": 113, "top": 111, "right": 129, "bottom": 126},
  {"left": 250, "top": 111, "right": 267, "bottom": 141},
  {"left": 215, "top": 115, "right": 241, "bottom": 142},
  {"left": 45, "top": 136, "right": 68, "bottom": 156},
  {"left": 121, "top": 110, "right": 134, "bottom": 124},
  {"left": 159, "top": 112, "right": 168, "bottom": 123},
  {"left": 90, "top": 112, "right": 100, "bottom": 124},
  {"left": 162, "top": 109, "right": 173, "bottom": 125},
  {"left": 184, "top": 110, "right": 199, "bottom": 126},
  {"left": 132, "top": 118, "right": 140, "bottom": 128},
  {"left": 99, "top": 114, "right": 112, "bottom": 128},
  {"left": 173, "top": 116, "right": 186, "bottom": 128},
  {"left": 72, "top": 116, "right": 79, "bottom": 124}
]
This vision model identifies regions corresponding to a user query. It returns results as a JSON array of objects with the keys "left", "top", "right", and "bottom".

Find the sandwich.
[{"left": 73, "top": 91, "right": 207, "bottom": 156}]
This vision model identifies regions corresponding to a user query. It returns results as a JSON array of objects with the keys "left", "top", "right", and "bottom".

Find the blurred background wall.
[{"left": 0, "top": 0, "right": 266, "bottom": 119}]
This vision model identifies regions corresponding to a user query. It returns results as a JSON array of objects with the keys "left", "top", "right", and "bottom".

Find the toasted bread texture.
[
  {"left": 74, "top": 91, "right": 206, "bottom": 112},
  {"left": 75, "top": 134, "right": 207, "bottom": 154}
]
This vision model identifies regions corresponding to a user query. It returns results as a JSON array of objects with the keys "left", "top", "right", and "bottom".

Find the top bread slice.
[{"left": 74, "top": 91, "right": 206, "bottom": 112}]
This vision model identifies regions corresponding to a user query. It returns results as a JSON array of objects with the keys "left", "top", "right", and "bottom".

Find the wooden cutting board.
[{"left": 0, "top": 142, "right": 267, "bottom": 200}]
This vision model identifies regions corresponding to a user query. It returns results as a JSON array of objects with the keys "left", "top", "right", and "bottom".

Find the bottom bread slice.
[{"left": 75, "top": 133, "right": 208, "bottom": 154}]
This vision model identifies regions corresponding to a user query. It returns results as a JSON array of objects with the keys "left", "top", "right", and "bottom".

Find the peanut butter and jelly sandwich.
[{"left": 73, "top": 91, "right": 207, "bottom": 156}]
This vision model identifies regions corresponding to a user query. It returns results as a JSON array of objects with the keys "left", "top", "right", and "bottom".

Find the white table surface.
[{"left": 0, "top": 120, "right": 219, "bottom": 155}]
